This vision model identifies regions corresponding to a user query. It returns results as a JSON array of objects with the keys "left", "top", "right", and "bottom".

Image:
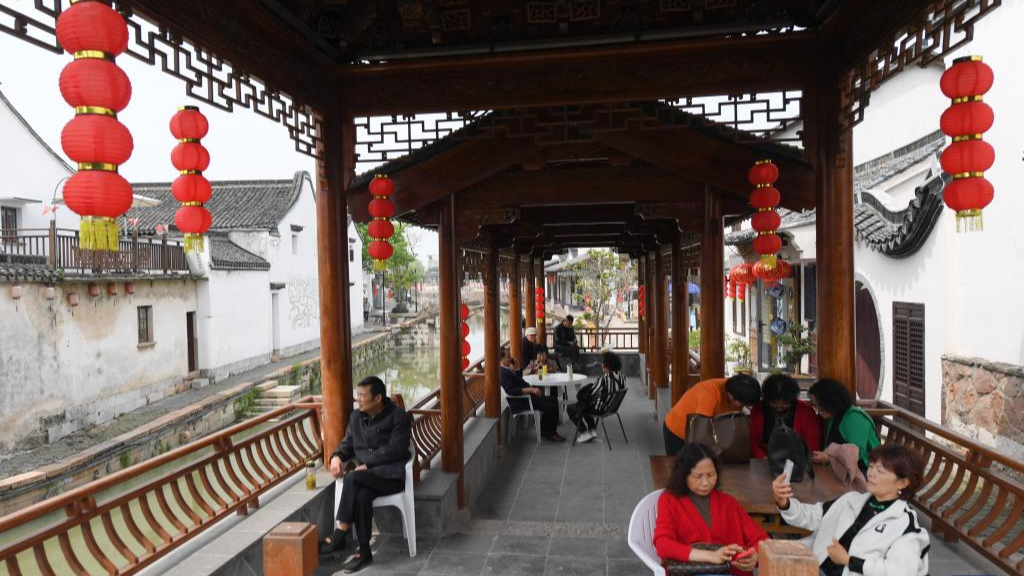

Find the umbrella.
[{"left": 688, "top": 282, "right": 700, "bottom": 294}]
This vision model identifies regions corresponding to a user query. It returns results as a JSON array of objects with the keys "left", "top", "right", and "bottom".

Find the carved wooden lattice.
[
  {"left": 0, "top": 0, "right": 322, "bottom": 158},
  {"left": 663, "top": 92, "right": 802, "bottom": 143}
]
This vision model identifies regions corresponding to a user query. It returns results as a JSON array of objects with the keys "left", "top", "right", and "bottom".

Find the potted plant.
[
  {"left": 779, "top": 323, "right": 816, "bottom": 375},
  {"left": 726, "top": 338, "right": 752, "bottom": 374}
]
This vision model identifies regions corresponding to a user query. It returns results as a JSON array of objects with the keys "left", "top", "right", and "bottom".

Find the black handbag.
[{"left": 663, "top": 543, "right": 731, "bottom": 575}]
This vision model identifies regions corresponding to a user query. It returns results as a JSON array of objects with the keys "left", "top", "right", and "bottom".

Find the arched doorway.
[{"left": 855, "top": 282, "right": 882, "bottom": 399}]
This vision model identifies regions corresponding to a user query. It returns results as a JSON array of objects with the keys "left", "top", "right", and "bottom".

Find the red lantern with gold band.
[
  {"left": 729, "top": 263, "right": 754, "bottom": 304},
  {"left": 369, "top": 175, "right": 396, "bottom": 271},
  {"left": 535, "top": 286, "right": 545, "bottom": 322},
  {"left": 939, "top": 56, "right": 995, "bottom": 232},
  {"left": 461, "top": 303, "right": 471, "bottom": 371},
  {"left": 748, "top": 160, "right": 782, "bottom": 268},
  {"left": 727, "top": 278, "right": 736, "bottom": 300},
  {"left": 638, "top": 285, "right": 645, "bottom": 319},
  {"left": 752, "top": 260, "right": 792, "bottom": 285},
  {"left": 57, "top": 0, "right": 134, "bottom": 252},
  {"left": 169, "top": 106, "right": 212, "bottom": 253}
]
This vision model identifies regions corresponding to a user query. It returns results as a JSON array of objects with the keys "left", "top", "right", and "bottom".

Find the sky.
[{"left": 0, "top": 32, "right": 440, "bottom": 265}]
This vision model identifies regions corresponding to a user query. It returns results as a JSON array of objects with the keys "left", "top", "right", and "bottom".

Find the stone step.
[
  {"left": 255, "top": 398, "right": 291, "bottom": 408},
  {"left": 262, "top": 385, "right": 300, "bottom": 399}
]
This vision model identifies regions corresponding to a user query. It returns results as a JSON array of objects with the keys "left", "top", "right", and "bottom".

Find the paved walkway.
[{"left": 318, "top": 378, "right": 1003, "bottom": 576}]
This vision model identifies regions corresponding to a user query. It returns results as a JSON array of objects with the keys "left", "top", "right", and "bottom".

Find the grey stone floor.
[{"left": 319, "top": 379, "right": 1005, "bottom": 576}]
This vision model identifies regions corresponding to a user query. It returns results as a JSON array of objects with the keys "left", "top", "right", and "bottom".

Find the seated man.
[
  {"left": 553, "top": 315, "right": 580, "bottom": 368},
  {"left": 521, "top": 326, "right": 544, "bottom": 367},
  {"left": 525, "top": 348, "right": 561, "bottom": 398},
  {"left": 319, "top": 376, "right": 411, "bottom": 573},
  {"left": 500, "top": 347, "right": 566, "bottom": 442},
  {"left": 662, "top": 374, "right": 761, "bottom": 456}
]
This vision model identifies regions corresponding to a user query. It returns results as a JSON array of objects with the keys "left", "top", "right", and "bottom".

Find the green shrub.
[{"left": 233, "top": 388, "right": 263, "bottom": 421}]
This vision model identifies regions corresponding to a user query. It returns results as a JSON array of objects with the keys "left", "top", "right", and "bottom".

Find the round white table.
[{"left": 522, "top": 372, "right": 590, "bottom": 388}]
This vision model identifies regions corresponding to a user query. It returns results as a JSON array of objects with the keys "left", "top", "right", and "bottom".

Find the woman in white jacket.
[{"left": 771, "top": 444, "right": 929, "bottom": 576}]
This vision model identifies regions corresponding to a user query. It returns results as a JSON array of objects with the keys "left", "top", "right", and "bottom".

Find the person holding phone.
[
  {"left": 771, "top": 444, "right": 930, "bottom": 576},
  {"left": 654, "top": 444, "right": 768, "bottom": 574}
]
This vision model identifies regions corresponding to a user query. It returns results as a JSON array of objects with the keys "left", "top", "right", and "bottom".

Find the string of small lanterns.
[
  {"left": 170, "top": 106, "right": 212, "bottom": 253},
  {"left": 368, "top": 175, "right": 396, "bottom": 271}
]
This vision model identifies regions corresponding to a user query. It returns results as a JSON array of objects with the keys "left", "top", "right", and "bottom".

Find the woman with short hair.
[
  {"left": 566, "top": 350, "right": 625, "bottom": 443},
  {"left": 750, "top": 374, "right": 822, "bottom": 458},
  {"left": 772, "top": 443, "right": 930, "bottom": 576}
]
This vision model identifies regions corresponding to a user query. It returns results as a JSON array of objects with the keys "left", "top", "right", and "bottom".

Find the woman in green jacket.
[{"left": 808, "top": 379, "right": 881, "bottom": 473}]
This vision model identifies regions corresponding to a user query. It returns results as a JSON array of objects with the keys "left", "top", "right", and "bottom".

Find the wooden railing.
[
  {"left": 0, "top": 399, "right": 322, "bottom": 576},
  {"left": 545, "top": 328, "right": 639, "bottom": 352},
  {"left": 407, "top": 375, "right": 486, "bottom": 482},
  {"left": 0, "top": 224, "right": 188, "bottom": 274},
  {"left": 862, "top": 400, "right": 1024, "bottom": 575}
]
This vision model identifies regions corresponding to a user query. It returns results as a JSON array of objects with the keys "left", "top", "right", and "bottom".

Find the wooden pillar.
[
  {"left": 637, "top": 257, "right": 647, "bottom": 355},
  {"left": 645, "top": 253, "right": 658, "bottom": 396},
  {"left": 671, "top": 232, "right": 689, "bottom": 406},
  {"left": 656, "top": 251, "right": 669, "bottom": 389},
  {"left": 315, "top": 108, "right": 354, "bottom": 461},
  {"left": 811, "top": 85, "right": 857, "bottom": 396},
  {"left": 700, "top": 189, "right": 725, "bottom": 380},
  {"left": 438, "top": 197, "right": 464, "bottom": 506},
  {"left": 509, "top": 257, "right": 523, "bottom": 366},
  {"left": 484, "top": 241, "right": 501, "bottom": 426},
  {"left": 525, "top": 256, "right": 536, "bottom": 333}
]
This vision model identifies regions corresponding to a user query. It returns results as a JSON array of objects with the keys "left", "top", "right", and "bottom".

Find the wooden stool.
[
  {"left": 758, "top": 540, "right": 818, "bottom": 576},
  {"left": 264, "top": 522, "right": 318, "bottom": 576}
]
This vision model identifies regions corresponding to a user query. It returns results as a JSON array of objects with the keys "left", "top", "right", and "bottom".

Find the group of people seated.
[{"left": 656, "top": 373, "right": 928, "bottom": 575}]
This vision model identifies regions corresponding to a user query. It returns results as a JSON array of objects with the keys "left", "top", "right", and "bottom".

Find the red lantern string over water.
[
  {"left": 748, "top": 160, "right": 782, "bottom": 269},
  {"left": 57, "top": 0, "right": 133, "bottom": 251},
  {"left": 752, "top": 260, "right": 792, "bottom": 285},
  {"left": 368, "top": 175, "right": 396, "bottom": 271},
  {"left": 940, "top": 56, "right": 995, "bottom": 232},
  {"left": 460, "top": 303, "right": 471, "bottom": 371},
  {"left": 169, "top": 106, "right": 212, "bottom": 253}
]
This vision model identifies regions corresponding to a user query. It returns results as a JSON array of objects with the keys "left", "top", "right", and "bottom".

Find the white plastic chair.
[
  {"left": 333, "top": 447, "right": 418, "bottom": 557},
  {"left": 628, "top": 489, "right": 665, "bottom": 576},
  {"left": 501, "top": 386, "right": 542, "bottom": 446}
]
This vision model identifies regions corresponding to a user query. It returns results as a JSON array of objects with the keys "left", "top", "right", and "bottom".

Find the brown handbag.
[{"left": 686, "top": 412, "right": 751, "bottom": 463}]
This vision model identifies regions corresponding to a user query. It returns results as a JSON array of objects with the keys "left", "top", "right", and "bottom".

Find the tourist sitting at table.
[
  {"left": 553, "top": 315, "right": 581, "bottom": 368},
  {"left": 808, "top": 378, "right": 880, "bottom": 473},
  {"left": 772, "top": 443, "right": 930, "bottom": 576},
  {"left": 319, "top": 376, "right": 411, "bottom": 573},
  {"left": 525, "top": 347, "right": 562, "bottom": 397},
  {"left": 750, "top": 374, "right": 822, "bottom": 459},
  {"left": 654, "top": 443, "right": 768, "bottom": 574},
  {"left": 567, "top": 350, "right": 625, "bottom": 443},
  {"left": 500, "top": 347, "right": 566, "bottom": 442},
  {"left": 663, "top": 374, "right": 761, "bottom": 456},
  {"left": 521, "top": 326, "right": 544, "bottom": 367}
]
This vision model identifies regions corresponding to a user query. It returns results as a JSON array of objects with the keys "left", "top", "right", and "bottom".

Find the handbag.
[
  {"left": 687, "top": 412, "right": 751, "bottom": 463},
  {"left": 663, "top": 543, "right": 731, "bottom": 575}
]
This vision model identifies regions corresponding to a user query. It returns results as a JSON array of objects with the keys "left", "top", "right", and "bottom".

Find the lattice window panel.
[
  {"left": 893, "top": 301, "right": 926, "bottom": 419},
  {"left": 354, "top": 112, "right": 482, "bottom": 173},
  {"left": 663, "top": 91, "right": 803, "bottom": 144},
  {"left": 0, "top": 0, "right": 321, "bottom": 158}
]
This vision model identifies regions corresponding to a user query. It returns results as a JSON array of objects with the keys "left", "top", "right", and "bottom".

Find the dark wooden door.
[
  {"left": 855, "top": 286, "right": 881, "bottom": 399},
  {"left": 892, "top": 302, "right": 925, "bottom": 417},
  {"left": 186, "top": 312, "right": 198, "bottom": 373}
]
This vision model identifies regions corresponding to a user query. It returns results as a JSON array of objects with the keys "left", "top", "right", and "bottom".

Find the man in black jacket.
[
  {"left": 319, "top": 376, "right": 411, "bottom": 573},
  {"left": 500, "top": 348, "right": 565, "bottom": 442},
  {"left": 554, "top": 315, "right": 580, "bottom": 368}
]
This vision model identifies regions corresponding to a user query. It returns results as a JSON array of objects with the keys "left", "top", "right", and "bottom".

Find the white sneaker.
[{"left": 577, "top": 431, "right": 595, "bottom": 443}]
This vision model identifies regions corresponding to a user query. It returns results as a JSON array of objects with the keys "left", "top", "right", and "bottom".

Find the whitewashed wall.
[
  {"left": 0, "top": 280, "right": 196, "bottom": 451},
  {"left": 195, "top": 269, "right": 272, "bottom": 380}
]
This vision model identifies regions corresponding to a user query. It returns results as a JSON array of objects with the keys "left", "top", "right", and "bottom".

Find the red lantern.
[
  {"left": 748, "top": 159, "right": 782, "bottom": 268},
  {"left": 368, "top": 175, "right": 396, "bottom": 271},
  {"left": 170, "top": 106, "right": 212, "bottom": 253},
  {"left": 638, "top": 285, "right": 645, "bottom": 318},
  {"left": 368, "top": 240, "right": 394, "bottom": 261},
  {"left": 461, "top": 321, "right": 470, "bottom": 339},
  {"left": 727, "top": 278, "right": 736, "bottom": 300},
  {"left": 752, "top": 260, "right": 792, "bottom": 285},
  {"left": 462, "top": 357, "right": 471, "bottom": 371},
  {"left": 729, "top": 263, "right": 755, "bottom": 286},
  {"left": 461, "top": 303, "right": 470, "bottom": 320},
  {"left": 939, "top": 56, "right": 995, "bottom": 232},
  {"left": 57, "top": 0, "right": 133, "bottom": 252},
  {"left": 736, "top": 282, "right": 747, "bottom": 303},
  {"left": 462, "top": 340, "right": 472, "bottom": 357}
]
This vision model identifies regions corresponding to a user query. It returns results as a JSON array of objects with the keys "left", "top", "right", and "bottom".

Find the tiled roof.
[
  {"left": 854, "top": 131, "right": 945, "bottom": 193},
  {"left": 724, "top": 208, "right": 816, "bottom": 245},
  {"left": 0, "top": 264, "right": 63, "bottom": 283},
  {"left": 127, "top": 171, "right": 307, "bottom": 235},
  {"left": 208, "top": 235, "right": 271, "bottom": 271}
]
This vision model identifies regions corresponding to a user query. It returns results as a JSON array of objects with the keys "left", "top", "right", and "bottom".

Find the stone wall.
[{"left": 941, "top": 354, "right": 1024, "bottom": 464}]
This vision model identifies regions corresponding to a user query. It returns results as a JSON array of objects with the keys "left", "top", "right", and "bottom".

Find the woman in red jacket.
[
  {"left": 654, "top": 444, "right": 769, "bottom": 574},
  {"left": 749, "top": 374, "right": 822, "bottom": 459}
]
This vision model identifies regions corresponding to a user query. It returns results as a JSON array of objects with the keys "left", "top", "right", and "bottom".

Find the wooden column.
[
  {"left": 525, "top": 256, "right": 536, "bottom": 334},
  {"left": 509, "top": 257, "right": 523, "bottom": 367},
  {"left": 315, "top": 108, "right": 354, "bottom": 461},
  {"left": 671, "top": 232, "right": 689, "bottom": 405},
  {"left": 811, "top": 85, "right": 857, "bottom": 395},
  {"left": 637, "top": 257, "right": 647, "bottom": 355},
  {"left": 646, "top": 252, "right": 658, "bottom": 397},
  {"left": 656, "top": 251, "right": 669, "bottom": 389},
  {"left": 438, "top": 197, "right": 464, "bottom": 506},
  {"left": 700, "top": 189, "right": 725, "bottom": 380},
  {"left": 483, "top": 241, "right": 501, "bottom": 426}
]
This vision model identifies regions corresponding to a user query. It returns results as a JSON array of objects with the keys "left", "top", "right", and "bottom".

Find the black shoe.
[
  {"left": 341, "top": 553, "right": 373, "bottom": 573},
  {"left": 544, "top": 433, "right": 567, "bottom": 443},
  {"left": 318, "top": 530, "right": 348, "bottom": 556}
]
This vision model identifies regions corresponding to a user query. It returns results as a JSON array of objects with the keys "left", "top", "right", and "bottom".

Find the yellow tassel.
[
  {"left": 373, "top": 260, "right": 387, "bottom": 272},
  {"left": 184, "top": 234, "right": 205, "bottom": 253},
  {"left": 761, "top": 253, "right": 777, "bottom": 269},
  {"left": 956, "top": 210, "right": 984, "bottom": 233}
]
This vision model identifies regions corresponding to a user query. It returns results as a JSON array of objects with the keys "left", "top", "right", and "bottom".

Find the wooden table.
[{"left": 649, "top": 456, "right": 851, "bottom": 536}]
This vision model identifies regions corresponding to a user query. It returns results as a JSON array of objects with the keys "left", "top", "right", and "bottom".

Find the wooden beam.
[
  {"left": 594, "top": 128, "right": 815, "bottom": 210},
  {"left": 484, "top": 242, "right": 501, "bottom": 431},
  {"left": 700, "top": 189, "right": 725, "bottom": 380},
  {"left": 349, "top": 137, "right": 539, "bottom": 221},
  {"left": 438, "top": 197, "right": 464, "bottom": 506},
  {"left": 315, "top": 107, "right": 354, "bottom": 462},
  {"left": 129, "top": 0, "right": 333, "bottom": 111},
  {"left": 340, "top": 33, "right": 816, "bottom": 115},
  {"left": 824, "top": 0, "right": 935, "bottom": 79}
]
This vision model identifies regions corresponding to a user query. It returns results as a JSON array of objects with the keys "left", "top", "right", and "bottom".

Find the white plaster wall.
[
  {"left": 851, "top": 64, "right": 947, "bottom": 163},
  {"left": 269, "top": 176, "right": 322, "bottom": 353},
  {"left": 348, "top": 221, "right": 364, "bottom": 333},
  {"left": 195, "top": 269, "right": 272, "bottom": 379},
  {"left": 0, "top": 279, "right": 196, "bottom": 449}
]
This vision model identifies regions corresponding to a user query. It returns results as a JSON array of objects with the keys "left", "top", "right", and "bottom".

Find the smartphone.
[
  {"left": 783, "top": 459, "right": 795, "bottom": 483},
  {"left": 734, "top": 548, "right": 755, "bottom": 561}
]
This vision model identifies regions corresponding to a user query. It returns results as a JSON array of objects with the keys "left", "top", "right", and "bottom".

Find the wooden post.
[
  {"left": 535, "top": 259, "right": 546, "bottom": 343},
  {"left": 657, "top": 251, "right": 669, "bottom": 389},
  {"left": 700, "top": 189, "right": 725, "bottom": 380},
  {"left": 525, "top": 256, "right": 536, "bottom": 330},
  {"left": 47, "top": 220, "right": 57, "bottom": 269},
  {"left": 315, "top": 108, "right": 355, "bottom": 462},
  {"left": 671, "top": 232, "right": 689, "bottom": 405},
  {"left": 811, "top": 85, "right": 857, "bottom": 395},
  {"left": 509, "top": 256, "right": 523, "bottom": 364},
  {"left": 484, "top": 240, "right": 501, "bottom": 429},
  {"left": 637, "top": 257, "right": 647, "bottom": 355},
  {"left": 646, "top": 252, "right": 658, "bottom": 397},
  {"left": 438, "top": 196, "right": 465, "bottom": 506}
]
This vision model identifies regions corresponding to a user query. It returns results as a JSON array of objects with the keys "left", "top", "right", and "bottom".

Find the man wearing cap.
[{"left": 522, "top": 326, "right": 543, "bottom": 367}]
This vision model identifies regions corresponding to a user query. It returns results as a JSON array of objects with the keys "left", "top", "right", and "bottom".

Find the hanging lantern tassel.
[
  {"left": 939, "top": 56, "right": 995, "bottom": 232},
  {"left": 369, "top": 175, "right": 396, "bottom": 270}
]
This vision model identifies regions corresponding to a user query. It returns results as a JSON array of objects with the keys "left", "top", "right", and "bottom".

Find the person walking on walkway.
[{"left": 319, "top": 376, "right": 411, "bottom": 573}]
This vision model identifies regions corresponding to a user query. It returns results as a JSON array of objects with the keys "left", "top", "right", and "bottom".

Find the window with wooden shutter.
[{"left": 892, "top": 302, "right": 925, "bottom": 418}]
